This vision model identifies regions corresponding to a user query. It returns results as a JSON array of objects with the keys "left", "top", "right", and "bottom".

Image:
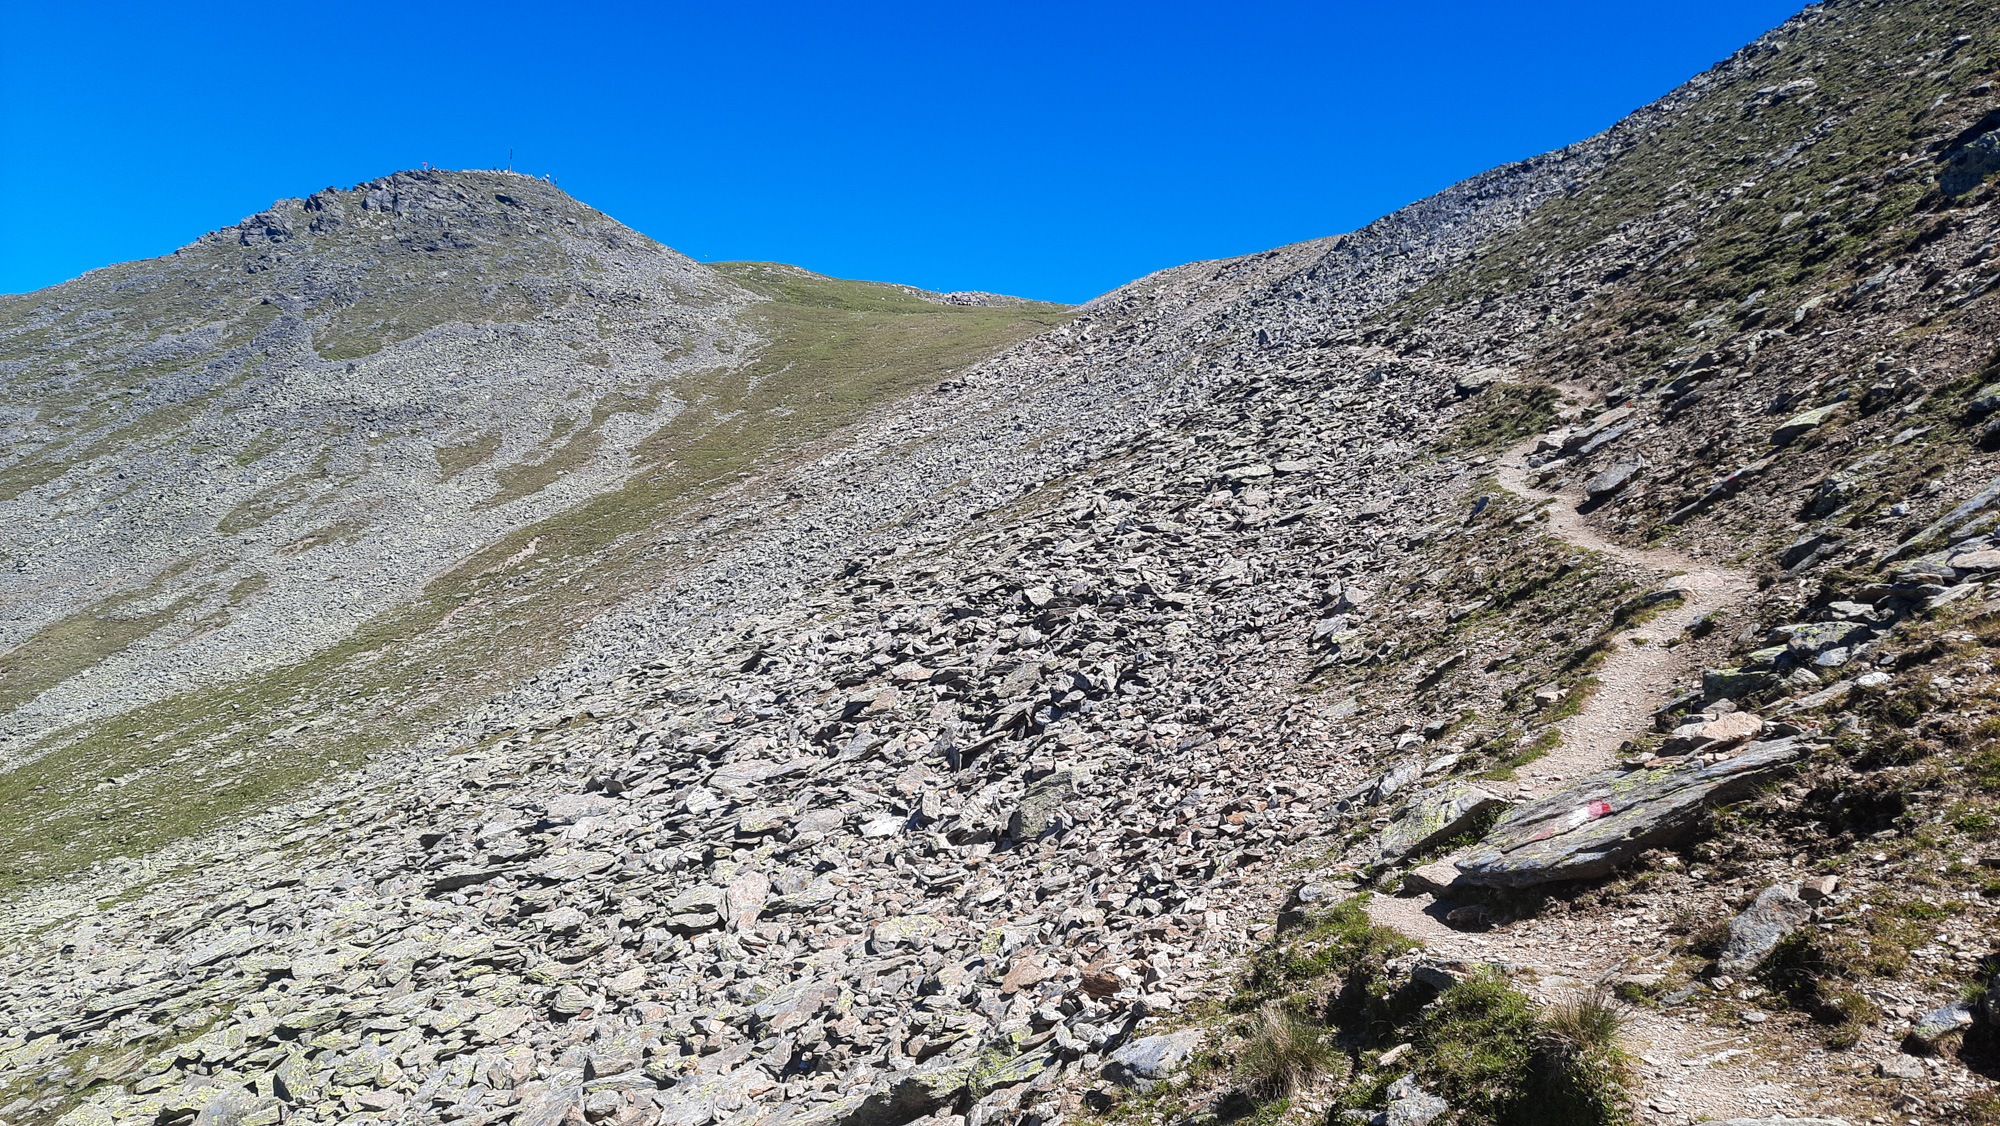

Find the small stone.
[
  {"left": 1001, "top": 955, "right": 1056, "bottom": 994},
  {"left": 663, "top": 885, "right": 726, "bottom": 933},
  {"left": 350, "top": 1090, "right": 402, "bottom": 1112},
  {"left": 550, "top": 984, "right": 592, "bottom": 1018},
  {"left": 473, "top": 1006, "right": 534, "bottom": 1042},
  {"left": 1383, "top": 1075, "right": 1450, "bottom": 1126},
  {"left": 604, "top": 967, "right": 647, "bottom": 995},
  {"left": 1877, "top": 1055, "right": 1927, "bottom": 1079},
  {"left": 1080, "top": 970, "right": 1122, "bottom": 998},
  {"left": 859, "top": 813, "right": 907, "bottom": 839},
  {"left": 1718, "top": 884, "right": 1813, "bottom": 974},
  {"left": 1772, "top": 404, "right": 1841, "bottom": 445},
  {"left": 540, "top": 906, "right": 588, "bottom": 934}
]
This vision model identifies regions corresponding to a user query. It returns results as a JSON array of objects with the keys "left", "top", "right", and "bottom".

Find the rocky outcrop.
[{"left": 1451, "top": 739, "right": 1807, "bottom": 888}]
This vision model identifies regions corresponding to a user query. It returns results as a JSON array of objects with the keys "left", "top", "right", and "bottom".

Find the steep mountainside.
[
  {"left": 6, "top": 3, "right": 2000, "bottom": 1126},
  {"left": 0, "top": 171, "right": 746, "bottom": 737}
]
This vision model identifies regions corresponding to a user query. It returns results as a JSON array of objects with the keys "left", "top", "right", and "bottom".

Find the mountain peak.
[{"left": 207, "top": 168, "right": 651, "bottom": 257}]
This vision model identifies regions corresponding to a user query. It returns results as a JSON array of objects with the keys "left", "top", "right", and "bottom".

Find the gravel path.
[
  {"left": 1490, "top": 432, "right": 1754, "bottom": 790},
  {"left": 1365, "top": 430, "right": 1849, "bottom": 1125}
]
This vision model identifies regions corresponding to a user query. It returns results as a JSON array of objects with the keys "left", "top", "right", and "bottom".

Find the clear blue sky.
[{"left": 2, "top": 1, "right": 1805, "bottom": 304}]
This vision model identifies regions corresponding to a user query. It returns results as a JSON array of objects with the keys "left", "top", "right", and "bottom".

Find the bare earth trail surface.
[
  {"left": 1491, "top": 430, "right": 1756, "bottom": 789},
  {"left": 1370, "top": 431, "right": 1806, "bottom": 1125}
]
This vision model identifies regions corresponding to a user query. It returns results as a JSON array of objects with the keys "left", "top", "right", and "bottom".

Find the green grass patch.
[
  {"left": 1233, "top": 895, "right": 1418, "bottom": 1013},
  {"left": 436, "top": 430, "right": 502, "bottom": 479},
  {"left": 1440, "top": 384, "right": 1562, "bottom": 454}
]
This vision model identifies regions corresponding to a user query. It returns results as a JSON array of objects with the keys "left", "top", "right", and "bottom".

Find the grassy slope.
[
  {"left": 0, "top": 267, "right": 1070, "bottom": 895},
  {"left": 1399, "top": 0, "right": 2000, "bottom": 354}
]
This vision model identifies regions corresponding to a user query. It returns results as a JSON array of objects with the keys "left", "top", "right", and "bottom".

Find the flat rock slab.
[
  {"left": 1772, "top": 404, "right": 1841, "bottom": 445},
  {"left": 1584, "top": 461, "right": 1643, "bottom": 500},
  {"left": 792, "top": 1043, "right": 1059, "bottom": 1126},
  {"left": 1663, "top": 711, "right": 1763, "bottom": 754},
  {"left": 1455, "top": 738, "right": 1805, "bottom": 887}
]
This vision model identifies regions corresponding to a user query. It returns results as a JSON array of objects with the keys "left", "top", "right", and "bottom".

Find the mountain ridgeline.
[{"left": 5, "top": 3, "right": 2000, "bottom": 1126}]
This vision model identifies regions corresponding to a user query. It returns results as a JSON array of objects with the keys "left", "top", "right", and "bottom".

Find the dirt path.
[
  {"left": 1489, "top": 436, "right": 1754, "bottom": 790},
  {"left": 1361, "top": 433, "right": 1845, "bottom": 1125}
]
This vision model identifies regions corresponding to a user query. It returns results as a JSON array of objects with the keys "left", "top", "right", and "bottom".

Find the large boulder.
[{"left": 1454, "top": 739, "right": 1805, "bottom": 887}]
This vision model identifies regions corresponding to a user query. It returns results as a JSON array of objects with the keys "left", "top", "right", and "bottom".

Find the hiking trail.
[{"left": 1364, "top": 430, "right": 1820, "bottom": 1125}]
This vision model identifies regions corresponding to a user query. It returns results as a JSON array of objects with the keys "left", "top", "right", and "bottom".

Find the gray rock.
[
  {"left": 1106, "top": 1029, "right": 1206, "bottom": 1085},
  {"left": 1661, "top": 711, "right": 1763, "bottom": 755},
  {"left": 1383, "top": 1075, "right": 1451, "bottom": 1126},
  {"left": 1772, "top": 404, "right": 1841, "bottom": 445},
  {"left": 1584, "top": 461, "right": 1643, "bottom": 500},
  {"left": 1455, "top": 739, "right": 1806, "bottom": 887},
  {"left": 1773, "top": 620, "right": 1872, "bottom": 654},
  {"left": 1904, "top": 1000, "right": 1977, "bottom": 1053},
  {"left": 1369, "top": 759, "right": 1425, "bottom": 805},
  {"left": 1942, "top": 126, "right": 2000, "bottom": 197},
  {"left": 1781, "top": 532, "right": 1846, "bottom": 570},
  {"left": 1562, "top": 406, "right": 1633, "bottom": 453},
  {"left": 1717, "top": 884, "right": 1813, "bottom": 974},
  {"left": 1410, "top": 958, "right": 1475, "bottom": 990},
  {"left": 1373, "top": 783, "right": 1506, "bottom": 865},
  {"left": 827, "top": 1045, "right": 1056, "bottom": 1126},
  {"left": 1877, "top": 1055, "right": 1927, "bottom": 1079},
  {"left": 1703, "top": 667, "right": 1777, "bottom": 699},
  {"left": 664, "top": 884, "right": 727, "bottom": 933},
  {"left": 1008, "top": 771, "right": 1076, "bottom": 840}
]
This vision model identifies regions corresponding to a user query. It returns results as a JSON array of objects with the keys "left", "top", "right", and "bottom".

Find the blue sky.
[{"left": 2, "top": 1, "right": 1805, "bottom": 303}]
